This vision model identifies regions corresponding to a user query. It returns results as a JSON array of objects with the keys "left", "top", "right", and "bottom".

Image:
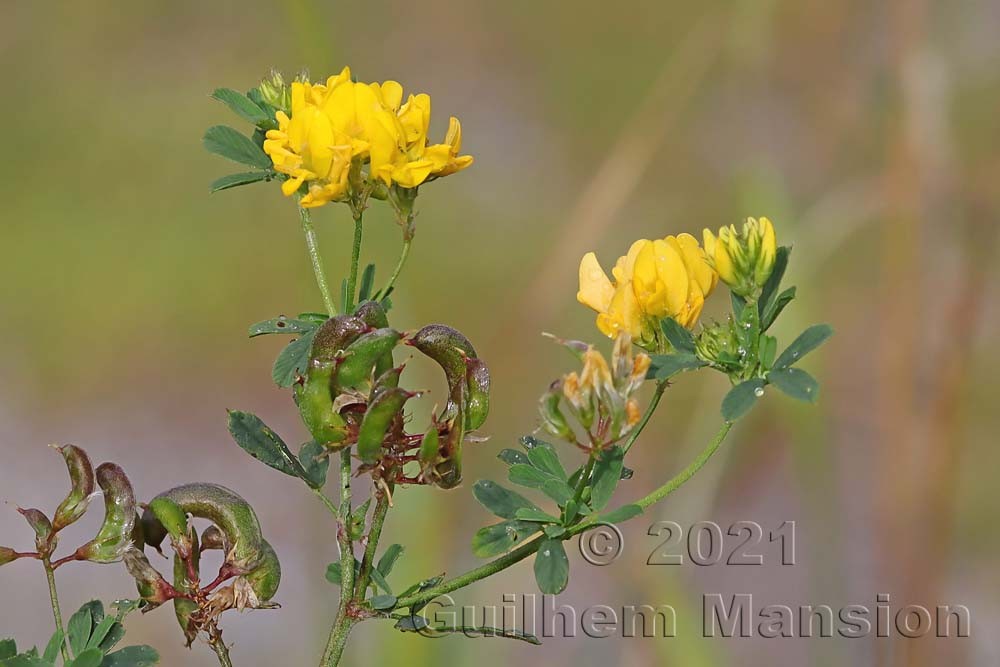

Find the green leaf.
[
  {"left": 209, "top": 171, "right": 271, "bottom": 193},
  {"left": 543, "top": 524, "right": 566, "bottom": 538},
  {"left": 508, "top": 465, "right": 574, "bottom": 506},
  {"left": 660, "top": 317, "right": 696, "bottom": 353},
  {"left": 772, "top": 324, "right": 833, "bottom": 370},
  {"left": 0, "top": 640, "right": 16, "bottom": 660},
  {"left": 396, "top": 574, "right": 444, "bottom": 601},
  {"left": 99, "top": 646, "right": 159, "bottom": 667},
  {"left": 533, "top": 539, "right": 569, "bottom": 594},
  {"left": 370, "top": 594, "right": 397, "bottom": 610},
  {"left": 647, "top": 353, "right": 706, "bottom": 381},
  {"left": 68, "top": 648, "right": 103, "bottom": 667},
  {"left": 497, "top": 449, "right": 529, "bottom": 466},
  {"left": 596, "top": 503, "right": 643, "bottom": 524},
  {"left": 357, "top": 264, "right": 376, "bottom": 303},
  {"left": 227, "top": 410, "right": 307, "bottom": 480},
  {"left": 2, "top": 654, "right": 51, "bottom": 667},
  {"left": 369, "top": 568, "right": 393, "bottom": 595},
  {"left": 767, "top": 367, "right": 819, "bottom": 403},
  {"left": 210, "top": 88, "right": 269, "bottom": 124},
  {"left": 471, "top": 521, "right": 538, "bottom": 558},
  {"left": 325, "top": 559, "right": 361, "bottom": 587},
  {"left": 589, "top": 446, "right": 624, "bottom": 511},
  {"left": 376, "top": 544, "right": 405, "bottom": 578},
  {"left": 721, "top": 379, "right": 766, "bottom": 422},
  {"left": 758, "top": 245, "right": 791, "bottom": 311},
  {"left": 42, "top": 631, "right": 63, "bottom": 664},
  {"left": 297, "top": 441, "right": 329, "bottom": 489},
  {"left": 203, "top": 125, "right": 271, "bottom": 169},
  {"left": 95, "top": 624, "right": 123, "bottom": 654},
  {"left": 472, "top": 480, "right": 539, "bottom": 520},
  {"left": 349, "top": 498, "right": 371, "bottom": 541},
  {"left": 393, "top": 615, "right": 429, "bottom": 632},
  {"left": 760, "top": 286, "right": 796, "bottom": 331},
  {"left": 526, "top": 446, "right": 567, "bottom": 480},
  {"left": 404, "top": 623, "right": 542, "bottom": 644},
  {"left": 518, "top": 435, "right": 553, "bottom": 451},
  {"left": 760, "top": 334, "right": 777, "bottom": 369},
  {"left": 271, "top": 328, "right": 318, "bottom": 387},
  {"left": 513, "top": 508, "right": 560, "bottom": 523},
  {"left": 67, "top": 603, "right": 99, "bottom": 657},
  {"left": 86, "top": 615, "right": 116, "bottom": 650},
  {"left": 248, "top": 317, "right": 316, "bottom": 338}
]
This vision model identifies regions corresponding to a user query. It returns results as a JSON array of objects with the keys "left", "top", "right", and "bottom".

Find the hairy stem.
[
  {"left": 299, "top": 207, "right": 338, "bottom": 316},
  {"left": 379, "top": 238, "right": 411, "bottom": 298},
  {"left": 320, "top": 449, "right": 356, "bottom": 667},
  {"left": 394, "top": 420, "right": 734, "bottom": 612},
  {"left": 344, "top": 214, "right": 364, "bottom": 312},
  {"left": 207, "top": 625, "right": 234, "bottom": 667},
  {"left": 42, "top": 557, "right": 69, "bottom": 662},
  {"left": 355, "top": 491, "right": 391, "bottom": 598}
]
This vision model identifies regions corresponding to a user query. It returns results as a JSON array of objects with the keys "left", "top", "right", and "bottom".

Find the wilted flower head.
[
  {"left": 577, "top": 233, "right": 718, "bottom": 346},
  {"left": 703, "top": 217, "right": 777, "bottom": 297},
  {"left": 261, "top": 66, "right": 473, "bottom": 208},
  {"left": 539, "top": 333, "right": 651, "bottom": 448}
]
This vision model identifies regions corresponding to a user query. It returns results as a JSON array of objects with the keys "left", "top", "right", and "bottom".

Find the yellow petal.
[
  {"left": 651, "top": 239, "right": 689, "bottom": 315},
  {"left": 577, "top": 252, "right": 615, "bottom": 313}
]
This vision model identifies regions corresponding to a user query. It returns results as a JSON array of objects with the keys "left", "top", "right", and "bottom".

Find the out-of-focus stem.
[
  {"left": 344, "top": 214, "right": 364, "bottom": 312},
  {"left": 379, "top": 238, "right": 411, "bottom": 298},
  {"left": 355, "top": 492, "right": 391, "bottom": 598},
  {"left": 319, "top": 449, "right": 356, "bottom": 667},
  {"left": 622, "top": 380, "right": 668, "bottom": 454}
]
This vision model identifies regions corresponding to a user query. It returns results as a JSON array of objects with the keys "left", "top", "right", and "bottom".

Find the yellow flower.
[
  {"left": 260, "top": 67, "right": 473, "bottom": 208},
  {"left": 578, "top": 233, "right": 718, "bottom": 344},
  {"left": 703, "top": 216, "right": 777, "bottom": 297}
]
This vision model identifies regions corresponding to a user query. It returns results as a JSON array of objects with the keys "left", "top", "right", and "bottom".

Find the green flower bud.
[
  {"left": 18, "top": 507, "right": 55, "bottom": 554},
  {"left": 703, "top": 217, "right": 778, "bottom": 297},
  {"left": 257, "top": 69, "right": 290, "bottom": 115}
]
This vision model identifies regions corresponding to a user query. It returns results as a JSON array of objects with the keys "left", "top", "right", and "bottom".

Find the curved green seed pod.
[
  {"left": 298, "top": 359, "right": 349, "bottom": 447},
  {"left": 357, "top": 387, "right": 414, "bottom": 463},
  {"left": 52, "top": 445, "right": 95, "bottom": 531},
  {"left": 408, "top": 324, "right": 477, "bottom": 422},
  {"left": 418, "top": 427, "right": 440, "bottom": 475},
  {"left": 311, "top": 315, "right": 369, "bottom": 363},
  {"left": 354, "top": 301, "right": 394, "bottom": 378},
  {"left": 173, "top": 529, "right": 200, "bottom": 646},
  {"left": 149, "top": 496, "right": 193, "bottom": 558},
  {"left": 334, "top": 328, "right": 402, "bottom": 390},
  {"left": 433, "top": 416, "right": 464, "bottom": 489},
  {"left": 75, "top": 463, "right": 136, "bottom": 563},
  {"left": 142, "top": 483, "right": 264, "bottom": 574},
  {"left": 245, "top": 539, "right": 281, "bottom": 603},
  {"left": 465, "top": 357, "right": 491, "bottom": 430},
  {"left": 372, "top": 364, "right": 404, "bottom": 394}
]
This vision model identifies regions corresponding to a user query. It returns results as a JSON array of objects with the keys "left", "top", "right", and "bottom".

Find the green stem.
[
  {"left": 355, "top": 492, "right": 391, "bottom": 598},
  {"left": 395, "top": 421, "right": 734, "bottom": 612},
  {"left": 344, "top": 214, "right": 364, "bottom": 312},
  {"left": 320, "top": 449, "right": 356, "bottom": 667},
  {"left": 207, "top": 626, "right": 234, "bottom": 667},
  {"left": 299, "top": 207, "right": 338, "bottom": 315},
  {"left": 570, "top": 454, "right": 597, "bottom": 508},
  {"left": 622, "top": 380, "right": 668, "bottom": 454},
  {"left": 379, "top": 238, "right": 411, "bottom": 298},
  {"left": 42, "top": 557, "right": 69, "bottom": 662}
]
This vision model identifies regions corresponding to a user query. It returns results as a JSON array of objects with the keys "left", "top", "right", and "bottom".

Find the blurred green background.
[{"left": 2, "top": 1, "right": 998, "bottom": 665}]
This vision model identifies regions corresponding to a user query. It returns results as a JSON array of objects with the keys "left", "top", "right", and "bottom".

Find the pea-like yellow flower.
[
  {"left": 261, "top": 66, "right": 473, "bottom": 208},
  {"left": 578, "top": 233, "right": 718, "bottom": 344},
  {"left": 702, "top": 217, "right": 777, "bottom": 297}
]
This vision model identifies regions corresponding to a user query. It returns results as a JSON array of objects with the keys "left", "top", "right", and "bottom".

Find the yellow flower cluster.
[
  {"left": 577, "top": 233, "right": 718, "bottom": 343},
  {"left": 262, "top": 67, "right": 473, "bottom": 208},
  {"left": 703, "top": 217, "right": 777, "bottom": 297}
]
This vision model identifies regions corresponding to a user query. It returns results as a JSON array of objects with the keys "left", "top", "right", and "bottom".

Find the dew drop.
[
  {"left": 543, "top": 549, "right": 551, "bottom": 557},
  {"left": 753, "top": 387, "right": 765, "bottom": 397}
]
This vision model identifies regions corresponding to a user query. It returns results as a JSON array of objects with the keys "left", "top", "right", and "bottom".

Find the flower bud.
[
  {"left": 695, "top": 319, "right": 742, "bottom": 368},
  {"left": 257, "top": 69, "right": 291, "bottom": 114},
  {"left": 539, "top": 381, "right": 574, "bottom": 441},
  {"left": 703, "top": 217, "right": 777, "bottom": 297}
]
